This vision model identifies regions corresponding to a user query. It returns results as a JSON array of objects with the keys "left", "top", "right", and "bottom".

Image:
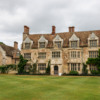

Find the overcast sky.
[{"left": 0, "top": 0, "right": 100, "bottom": 49}]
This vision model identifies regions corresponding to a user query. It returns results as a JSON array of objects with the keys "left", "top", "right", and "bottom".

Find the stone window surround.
[
  {"left": 24, "top": 53, "right": 31, "bottom": 60},
  {"left": 38, "top": 36, "right": 48, "bottom": 48},
  {"left": 53, "top": 35, "right": 63, "bottom": 48},
  {"left": 68, "top": 63, "right": 81, "bottom": 71},
  {"left": 89, "top": 51, "right": 98, "bottom": 58},
  {"left": 88, "top": 40, "right": 98, "bottom": 47},
  {"left": 88, "top": 33, "right": 99, "bottom": 48},
  {"left": 69, "top": 50, "right": 81, "bottom": 59},
  {"left": 38, "top": 52, "right": 46, "bottom": 59},
  {"left": 52, "top": 50, "right": 62, "bottom": 59},
  {"left": 25, "top": 43, "right": 31, "bottom": 49},
  {"left": 69, "top": 40, "right": 79, "bottom": 48},
  {"left": 23, "top": 37, "right": 33, "bottom": 49},
  {"left": 39, "top": 42, "right": 46, "bottom": 48},
  {"left": 53, "top": 40, "right": 63, "bottom": 48},
  {"left": 38, "top": 63, "right": 46, "bottom": 70}
]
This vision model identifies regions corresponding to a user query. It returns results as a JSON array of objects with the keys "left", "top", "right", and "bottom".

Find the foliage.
[
  {"left": 82, "top": 63, "right": 88, "bottom": 75},
  {"left": 86, "top": 49, "right": 100, "bottom": 73},
  {"left": 46, "top": 60, "right": 50, "bottom": 74},
  {"left": 69, "top": 71, "right": 79, "bottom": 75},
  {"left": 33, "top": 63, "right": 37, "bottom": 73},
  {"left": 91, "top": 70, "right": 99, "bottom": 75},
  {"left": 0, "top": 42, "right": 4, "bottom": 45},
  {"left": 18, "top": 55, "right": 28, "bottom": 74},
  {"left": 0, "top": 64, "right": 16, "bottom": 74}
]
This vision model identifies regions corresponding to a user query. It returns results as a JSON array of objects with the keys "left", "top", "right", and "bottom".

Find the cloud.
[{"left": 0, "top": 0, "right": 100, "bottom": 48}]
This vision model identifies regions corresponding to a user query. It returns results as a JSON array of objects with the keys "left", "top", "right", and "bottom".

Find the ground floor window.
[
  {"left": 38, "top": 63, "right": 46, "bottom": 70},
  {"left": 24, "top": 64, "right": 31, "bottom": 71},
  {"left": 89, "top": 65, "right": 97, "bottom": 71},
  {"left": 68, "top": 63, "right": 81, "bottom": 71}
]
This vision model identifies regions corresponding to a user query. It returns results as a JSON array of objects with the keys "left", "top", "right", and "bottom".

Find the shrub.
[
  {"left": 91, "top": 70, "right": 99, "bottom": 75},
  {"left": 0, "top": 64, "right": 16, "bottom": 74},
  {"left": 69, "top": 71, "right": 79, "bottom": 75}
]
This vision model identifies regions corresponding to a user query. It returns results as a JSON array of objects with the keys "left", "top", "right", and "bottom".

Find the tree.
[
  {"left": 33, "top": 63, "right": 37, "bottom": 73},
  {"left": 46, "top": 60, "right": 50, "bottom": 74},
  {"left": 18, "top": 55, "right": 28, "bottom": 74},
  {"left": 86, "top": 49, "right": 100, "bottom": 73},
  {"left": 82, "top": 63, "right": 88, "bottom": 75}
]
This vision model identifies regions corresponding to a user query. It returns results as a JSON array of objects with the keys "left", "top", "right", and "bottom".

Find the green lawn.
[{"left": 0, "top": 75, "right": 100, "bottom": 100}]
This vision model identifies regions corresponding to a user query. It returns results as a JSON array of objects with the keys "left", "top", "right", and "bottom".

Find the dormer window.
[
  {"left": 53, "top": 35, "right": 63, "bottom": 48},
  {"left": 69, "top": 34, "right": 79, "bottom": 48},
  {"left": 38, "top": 36, "right": 48, "bottom": 48},
  {"left": 88, "top": 32, "right": 99, "bottom": 48},
  {"left": 55, "top": 41, "right": 61, "bottom": 48},
  {"left": 71, "top": 41, "right": 77, "bottom": 48},
  {"left": 25, "top": 43, "right": 30, "bottom": 49},
  {"left": 23, "top": 37, "right": 33, "bottom": 49},
  {"left": 90, "top": 40, "right": 97, "bottom": 47},
  {"left": 39, "top": 42, "right": 45, "bottom": 48}
]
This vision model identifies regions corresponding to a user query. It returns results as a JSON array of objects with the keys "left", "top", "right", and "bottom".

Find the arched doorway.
[{"left": 54, "top": 66, "right": 58, "bottom": 75}]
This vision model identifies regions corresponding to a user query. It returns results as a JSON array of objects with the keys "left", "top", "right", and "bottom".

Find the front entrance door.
[{"left": 54, "top": 66, "right": 58, "bottom": 75}]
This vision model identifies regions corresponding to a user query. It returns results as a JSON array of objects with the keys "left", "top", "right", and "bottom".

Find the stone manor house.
[{"left": 21, "top": 25, "right": 100, "bottom": 75}]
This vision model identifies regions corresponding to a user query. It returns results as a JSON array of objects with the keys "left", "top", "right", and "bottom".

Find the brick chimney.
[
  {"left": 24, "top": 25, "right": 29, "bottom": 34},
  {"left": 69, "top": 26, "right": 75, "bottom": 32},
  {"left": 52, "top": 26, "right": 56, "bottom": 35},
  {"left": 14, "top": 41, "right": 18, "bottom": 50}
]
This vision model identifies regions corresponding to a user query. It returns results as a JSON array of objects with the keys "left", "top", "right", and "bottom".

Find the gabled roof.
[
  {"left": 0, "top": 44, "right": 17, "bottom": 57},
  {"left": 27, "top": 30, "right": 100, "bottom": 48}
]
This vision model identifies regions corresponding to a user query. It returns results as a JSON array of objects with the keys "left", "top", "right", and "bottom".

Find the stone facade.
[{"left": 21, "top": 26, "right": 100, "bottom": 75}]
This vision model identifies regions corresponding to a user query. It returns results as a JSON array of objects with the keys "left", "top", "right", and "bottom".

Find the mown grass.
[{"left": 0, "top": 75, "right": 100, "bottom": 100}]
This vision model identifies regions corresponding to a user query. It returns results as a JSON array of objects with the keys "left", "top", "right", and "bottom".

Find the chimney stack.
[
  {"left": 14, "top": 41, "right": 18, "bottom": 50},
  {"left": 24, "top": 25, "right": 29, "bottom": 34},
  {"left": 52, "top": 26, "right": 56, "bottom": 35},
  {"left": 69, "top": 26, "right": 75, "bottom": 32}
]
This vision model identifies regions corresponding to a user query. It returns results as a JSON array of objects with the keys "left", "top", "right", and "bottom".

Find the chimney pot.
[{"left": 52, "top": 26, "right": 56, "bottom": 35}]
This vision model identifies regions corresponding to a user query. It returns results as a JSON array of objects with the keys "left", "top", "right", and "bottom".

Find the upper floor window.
[
  {"left": 38, "top": 52, "right": 46, "bottom": 59},
  {"left": 89, "top": 51, "right": 98, "bottom": 58},
  {"left": 55, "top": 41, "right": 61, "bottom": 48},
  {"left": 16, "top": 52, "right": 20, "bottom": 57},
  {"left": 52, "top": 51, "right": 60, "bottom": 58},
  {"left": 39, "top": 42, "right": 45, "bottom": 48},
  {"left": 71, "top": 41, "right": 77, "bottom": 48},
  {"left": 25, "top": 43, "right": 30, "bottom": 49},
  {"left": 90, "top": 40, "right": 97, "bottom": 47},
  {"left": 24, "top": 53, "right": 31, "bottom": 60},
  {"left": 70, "top": 51, "right": 80, "bottom": 58}
]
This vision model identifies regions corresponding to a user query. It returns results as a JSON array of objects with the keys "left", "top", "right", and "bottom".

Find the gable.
[
  {"left": 69, "top": 33, "right": 79, "bottom": 41},
  {"left": 53, "top": 35, "right": 63, "bottom": 41},
  {"left": 38, "top": 35, "right": 48, "bottom": 43},
  {"left": 88, "top": 32, "right": 98, "bottom": 40},
  {"left": 23, "top": 37, "right": 33, "bottom": 43}
]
